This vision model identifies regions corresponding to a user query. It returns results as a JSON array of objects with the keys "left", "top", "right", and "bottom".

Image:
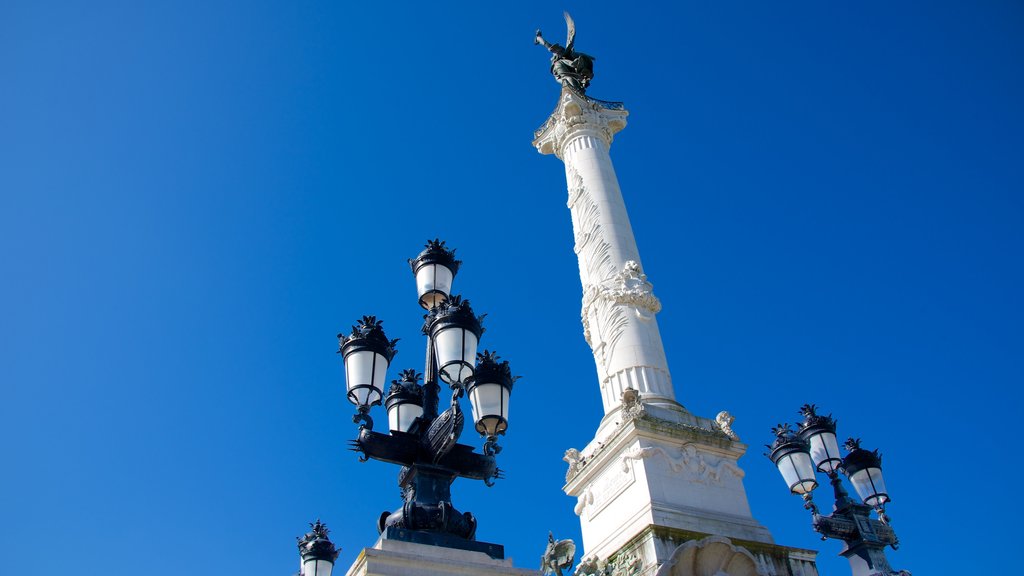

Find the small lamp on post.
[
  {"left": 296, "top": 519, "right": 339, "bottom": 576},
  {"left": 409, "top": 239, "right": 461, "bottom": 310},
  {"left": 338, "top": 316, "right": 399, "bottom": 430},
  {"left": 767, "top": 423, "right": 818, "bottom": 497},
  {"left": 428, "top": 295, "right": 483, "bottom": 385},
  {"left": 842, "top": 438, "right": 890, "bottom": 510},
  {"left": 797, "top": 404, "right": 842, "bottom": 475},
  {"left": 466, "top": 350, "right": 517, "bottom": 455},
  {"left": 384, "top": 369, "right": 425, "bottom": 434}
]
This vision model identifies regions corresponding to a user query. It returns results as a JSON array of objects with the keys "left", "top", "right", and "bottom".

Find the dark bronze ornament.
[
  {"left": 535, "top": 12, "right": 595, "bottom": 94},
  {"left": 296, "top": 520, "right": 339, "bottom": 570}
]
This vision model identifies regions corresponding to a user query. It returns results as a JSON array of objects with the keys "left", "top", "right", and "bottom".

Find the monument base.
[{"left": 344, "top": 532, "right": 537, "bottom": 576}]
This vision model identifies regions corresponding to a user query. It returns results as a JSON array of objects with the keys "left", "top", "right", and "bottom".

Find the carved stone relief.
[
  {"left": 564, "top": 448, "right": 586, "bottom": 482},
  {"left": 575, "top": 550, "right": 644, "bottom": 576},
  {"left": 620, "top": 387, "right": 646, "bottom": 422},
  {"left": 655, "top": 536, "right": 765, "bottom": 576},
  {"left": 620, "top": 443, "right": 743, "bottom": 486}
]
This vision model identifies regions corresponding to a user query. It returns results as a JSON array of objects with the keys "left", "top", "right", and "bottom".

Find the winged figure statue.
[
  {"left": 540, "top": 532, "right": 577, "bottom": 576},
  {"left": 535, "top": 12, "right": 595, "bottom": 94}
]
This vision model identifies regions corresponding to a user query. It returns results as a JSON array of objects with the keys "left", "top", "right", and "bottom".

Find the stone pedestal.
[{"left": 344, "top": 534, "right": 539, "bottom": 576}]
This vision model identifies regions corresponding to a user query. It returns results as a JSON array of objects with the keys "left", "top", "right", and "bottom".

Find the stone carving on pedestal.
[
  {"left": 620, "top": 387, "right": 646, "bottom": 422},
  {"left": 620, "top": 444, "right": 743, "bottom": 486},
  {"left": 564, "top": 448, "right": 587, "bottom": 482},
  {"left": 575, "top": 550, "right": 644, "bottom": 576},
  {"left": 654, "top": 536, "right": 765, "bottom": 576},
  {"left": 715, "top": 411, "right": 739, "bottom": 440}
]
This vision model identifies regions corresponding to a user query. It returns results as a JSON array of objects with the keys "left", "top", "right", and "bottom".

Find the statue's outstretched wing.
[
  {"left": 564, "top": 11, "right": 576, "bottom": 52},
  {"left": 555, "top": 539, "right": 576, "bottom": 569}
]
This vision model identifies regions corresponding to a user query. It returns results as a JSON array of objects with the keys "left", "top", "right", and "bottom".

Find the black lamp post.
[
  {"left": 766, "top": 405, "right": 909, "bottom": 576},
  {"left": 336, "top": 240, "right": 519, "bottom": 558},
  {"left": 296, "top": 520, "right": 339, "bottom": 576}
]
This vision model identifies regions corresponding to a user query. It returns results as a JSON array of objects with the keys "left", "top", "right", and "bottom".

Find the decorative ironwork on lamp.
[{"left": 296, "top": 520, "right": 339, "bottom": 576}]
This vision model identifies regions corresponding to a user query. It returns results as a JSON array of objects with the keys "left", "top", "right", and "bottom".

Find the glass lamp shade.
[
  {"left": 409, "top": 239, "right": 461, "bottom": 310},
  {"left": 466, "top": 351, "right": 516, "bottom": 437},
  {"left": 387, "top": 402, "right": 424, "bottom": 434},
  {"left": 843, "top": 440, "right": 890, "bottom": 507},
  {"left": 302, "top": 558, "right": 334, "bottom": 576},
  {"left": 806, "top": 430, "right": 842, "bottom": 474},
  {"left": 338, "top": 316, "right": 397, "bottom": 408},
  {"left": 384, "top": 374, "right": 424, "bottom": 433},
  {"left": 428, "top": 296, "right": 483, "bottom": 385},
  {"left": 414, "top": 264, "right": 455, "bottom": 310},
  {"left": 797, "top": 405, "right": 842, "bottom": 474},
  {"left": 767, "top": 430, "right": 818, "bottom": 495}
]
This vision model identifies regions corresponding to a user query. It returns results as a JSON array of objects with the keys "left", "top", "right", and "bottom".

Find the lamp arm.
[
  {"left": 353, "top": 405, "right": 374, "bottom": 431},
  {"left": 801, "top": 492, "right": 820, "bottom": 517}
]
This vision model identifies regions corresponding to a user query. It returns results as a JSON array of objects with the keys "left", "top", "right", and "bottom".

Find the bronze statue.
[{"left": 535, "top": 12, "right": 595, "bottom": 94}]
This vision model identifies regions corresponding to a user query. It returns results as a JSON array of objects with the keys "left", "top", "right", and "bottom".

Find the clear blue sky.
[{"left": 2, "top": 2, "right": 1021, "bottom": 575}]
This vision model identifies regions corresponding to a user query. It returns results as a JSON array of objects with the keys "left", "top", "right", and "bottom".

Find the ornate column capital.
[{"left": 533, "top": 89, "right": 628, "bottom": 159}]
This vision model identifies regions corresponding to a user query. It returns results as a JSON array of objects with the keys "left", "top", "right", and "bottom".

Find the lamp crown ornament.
[
  {"left": 841, "top": 438, "right": 886, "bottom": 486},
  {"left": 473, "top": 350, "right": 520, "bottom": 390},
  {"left": 389, "top": 369, "right": 423, "bottom": 392},
  {"left": 296, "top": 519, "right": 339, "bottom": 570},
  {"left": 798, "top": 403, "right": 837, "bottom": 430},
  {"left": 409, "top": 238, "right": 462, "bottom": 275},
  {"left": 423, "top": 295, "right": 486, "bottom": 336},
  {"left": 337, "top": 315, "right": 400, "bottom": 362},
  {"left": 767, "top": 422, "right": 798, "bottom": 449}
]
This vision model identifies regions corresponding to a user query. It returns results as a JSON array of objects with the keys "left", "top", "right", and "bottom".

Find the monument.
[{"left": 533, "top": 14, "right": 819, "bottom": 576}]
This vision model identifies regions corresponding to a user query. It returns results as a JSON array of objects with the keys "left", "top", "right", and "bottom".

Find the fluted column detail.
[{"left": 534, "top": 90, "right": 676, "bottom": 415}]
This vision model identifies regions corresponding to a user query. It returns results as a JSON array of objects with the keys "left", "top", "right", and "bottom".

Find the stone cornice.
[{"left": 533, "top": 89, "right": 629, "bottom": 159}]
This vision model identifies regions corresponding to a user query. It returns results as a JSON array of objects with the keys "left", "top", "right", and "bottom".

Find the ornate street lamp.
[
  {"left": 766, "top": 423, "right": 818, "bottom": 496},
  {"left": 296, "top": 520, "right": 339, "bottom": 576},
  {"left": 797, "top": 403, "right": 843, "bottom": 474},
  {"left": 384, "top": 369, "right": 424, "bottom": 434},
  {"left": 338, "top": 316, "right": 398, "bottom": 429},
  {"left": 466, "top": 350, "right": 517, "bottom": 455},
  {"left": 843, "top": 438, "right": 890, "bottom": 509},
  {"left": 428, "top": 295, "right": 483, "bottom": 385},
  {"left": 409, "top": 238, "right": 461, "bottom": 310},
  {"left": 765, "top": 405, "right": 908, "bottom": 576},
  {"left": 338, "top": 240, "right": 519, "bottom": 557}
]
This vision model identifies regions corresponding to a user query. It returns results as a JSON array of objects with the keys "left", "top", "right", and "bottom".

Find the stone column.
[
  {"left": 535, "top": 90, "right": 818, "bottom": 576},
  {"left": 534, "top": 89, "right": 677, "bottom": 416}
]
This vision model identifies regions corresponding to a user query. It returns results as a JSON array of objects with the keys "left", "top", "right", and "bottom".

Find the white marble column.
[{"left": 534, "top": 90, "right": 677, "bottom": 415}]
